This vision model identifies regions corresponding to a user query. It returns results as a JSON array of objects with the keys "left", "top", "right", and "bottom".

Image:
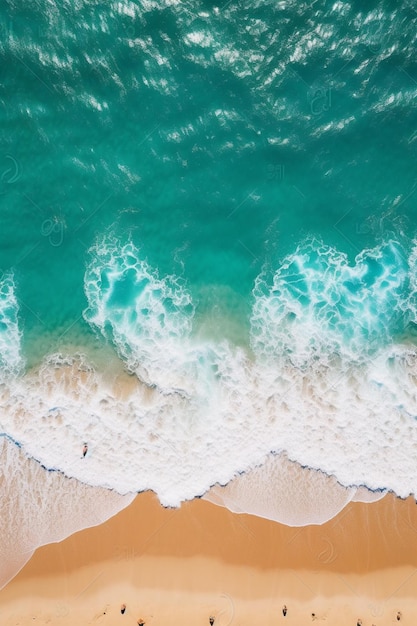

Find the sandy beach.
[{"left": 1, "top": 491, "right": 416, "bottom": 625}]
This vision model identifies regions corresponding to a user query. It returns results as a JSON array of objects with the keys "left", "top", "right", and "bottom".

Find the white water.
[
  {"left": 0, "top": 237, "right": 417, "bottom": 584},
  {"left": 0, "top": 273, "right": 24, "bottom": 376}
]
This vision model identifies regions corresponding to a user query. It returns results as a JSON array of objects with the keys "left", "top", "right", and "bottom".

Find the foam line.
[{"left": 0, "top": 237, "right": 416, "bottom": 530}]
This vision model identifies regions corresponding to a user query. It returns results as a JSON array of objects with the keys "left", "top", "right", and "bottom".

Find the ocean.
[{"left": 1, "top": 0, "right": 417, "bottom": 586}]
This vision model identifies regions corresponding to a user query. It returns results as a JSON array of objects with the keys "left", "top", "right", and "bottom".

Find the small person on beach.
[
  {"left": 282, "top": 605, "right": 287, "bottom": 617},
  {"left": 311, "top": 614, "right": 316, "bottom": 621},
  {"left": 397, "top": 612, "right": 402, "bottom": 621},
  {"left": 137, "top": 620, "right": 145, "bottom": 626},
  {"left": 357, "top": 620, "right": 362, "bottom": 626},
  {"left": 82, "top": 442, "right": 88, "bottom": 457},
  {"left": 209, "top": 617, "right": 215, "bottom": 625},
  {"left": 120, "top": 604, "right": 126, "bottom": 615}
]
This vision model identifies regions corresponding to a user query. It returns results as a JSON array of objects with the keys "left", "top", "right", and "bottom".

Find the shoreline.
[{"left": 1, "top": 492, "right": 417, "bottom": 624}]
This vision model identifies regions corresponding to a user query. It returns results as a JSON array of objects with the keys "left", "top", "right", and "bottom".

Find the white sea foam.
[
  {"left": 83, "top": 237, "right": 196, "bottom": 392},
  {"left": 1, "top": 237, "right": 417, "bottom": 545},
  {"left": 251, "top": 239, "right": 413, "bottom": 364},
  {"left": 0, "top": 272, "right": 24, "bottom": 377}
]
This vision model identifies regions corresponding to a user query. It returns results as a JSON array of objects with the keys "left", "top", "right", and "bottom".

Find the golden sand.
[{"left": 0, "top": 491, "right": 416, "bottom": 625}]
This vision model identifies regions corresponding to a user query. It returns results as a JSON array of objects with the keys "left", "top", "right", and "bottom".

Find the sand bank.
[{"left": 1, "top": 491, "right": 416, "bottom": 624}]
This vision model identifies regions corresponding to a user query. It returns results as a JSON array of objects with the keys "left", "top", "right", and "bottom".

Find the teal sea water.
[
  {"left": 1, "top": 0, "right": 417, "bottom": 585},
  {"left": 1, "top": 0, "right": 416, "bottom": 357}
]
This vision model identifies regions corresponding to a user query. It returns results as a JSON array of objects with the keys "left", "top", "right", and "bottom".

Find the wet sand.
[{"left": 0, "top": 491, "right": 416, "bottom": 624}]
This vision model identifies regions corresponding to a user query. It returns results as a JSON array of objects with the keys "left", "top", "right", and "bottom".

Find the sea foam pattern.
[
  {"left": 0, "top": 273, "right": 24, "bottom": 377},
  {"left": 1, "top": 237, "right": 416, "bottom": 521},
  {"left": 83, "top": 238, "right": 195, "bottom": 391},
  {"left": 251, "top": 239, "right": 417, "bottom": 364}
]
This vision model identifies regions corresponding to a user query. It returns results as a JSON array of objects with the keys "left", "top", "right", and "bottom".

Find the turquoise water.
[
  {"left": 1, "top": 0, "right": 416, "bottom": 362},
  {"left": 2, "top": 2, "right": 417, "bottom": 573}
]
